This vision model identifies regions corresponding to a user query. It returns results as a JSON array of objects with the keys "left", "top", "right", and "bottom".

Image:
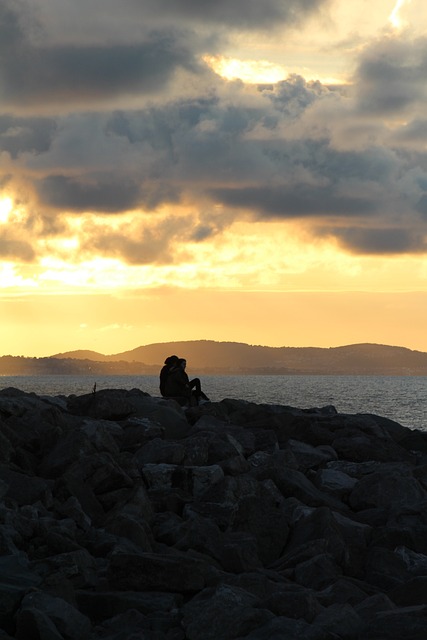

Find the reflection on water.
[{"left": 1, "top": 373, "right": 426, "bottom": 431}]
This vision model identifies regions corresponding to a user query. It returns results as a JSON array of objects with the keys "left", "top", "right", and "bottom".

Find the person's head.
[
  {"left": 179, "top": 358, "right": 187, "bottom": 369},
  {"left": 164, "top": 355, "right": 179, "bottom": 366}
]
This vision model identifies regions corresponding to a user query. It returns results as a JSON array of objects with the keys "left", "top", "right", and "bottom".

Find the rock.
[
  {"left": 231, "top": 481, "right": 290, "bottom": 565},
  {"left": 349, "top": 466, "right": 427, "bottom": 513},
  {"left": 141, "top": 462, "right": 224, "bottom": 497},
  {"left": 134, "top": 437, "right": 185, "bottom": 465},
  {"left": 181, "top": 584, "right": 273, "bottom": 640},
  {"left": 294, "top": 553, "right": 343, "bottom": 590},
  {"left": 0, "top": 465, "right": 54, "bottom": 507},
  {"left": 257, "top": 583, "right": 322, "bottom": 622},
  {"left": 75, "top": 590, "right": 182, "bottom": 625},
  {"left": 286, "top": 439, "right": 336, "bottom": 471},
  {"left": 313, "top": 468, "right": 357, "bottom": 497},
  {"left": 106, "top": 550, "right": 218, "bottom": 592},
  {"left": 67, "top": 389, "right": 134, "bottom": 420},
  {"left": 273, "top": 466, "right": 347, "bottom": 511},
  {"left": 363, "top": 605, "right": 427, "bottom": 639},
  {"left": 15, "top": 591, "right": 91, "bottom": 640},
  {"left": 0, "top": 385, "right": 427, "bottom": 638},
  {"left": 364, "top": 546, "right": 411, "bottom": 590},
  {"left": 0, "top": 556, "right": 41, "bottom": 632},
  {"left": 310, "top": 602, "right": 364, "bottom": 639},
  {"left": 234, "top": 616, "right": 311, "bottom": 640},
  {"left": 91, "top": 607, "right": 184, "bottom": 640},
  {"left": 389, "top": 576, "right": 427, "bottom": 606}
]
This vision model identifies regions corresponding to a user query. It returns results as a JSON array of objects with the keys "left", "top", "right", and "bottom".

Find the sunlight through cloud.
[
  {"left": 205, "top": 55, "right": 287, "bottom": 84},
  {"left": 0, "top": 198, "right": 13, "bottom": 224},
  {"left": 388, "top": 0, "right": 411, "bottom": 29}
]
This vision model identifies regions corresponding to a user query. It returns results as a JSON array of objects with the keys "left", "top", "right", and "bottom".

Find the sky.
[{"left": 2, "top": 0, "right": 427, "bottom": 357}]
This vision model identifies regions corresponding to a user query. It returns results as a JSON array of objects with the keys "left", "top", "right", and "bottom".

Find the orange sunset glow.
[{"left": 1, "top": 0, "right": 427, "bottom": 357}]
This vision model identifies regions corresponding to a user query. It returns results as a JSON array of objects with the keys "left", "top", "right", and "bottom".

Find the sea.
[{"left": 1, "top": 373, "right": 426, "bottom": 432}]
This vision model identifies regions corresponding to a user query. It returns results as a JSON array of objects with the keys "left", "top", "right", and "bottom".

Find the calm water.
[{"left": 1, "top": 374, "right": 426, "bottom": 432}]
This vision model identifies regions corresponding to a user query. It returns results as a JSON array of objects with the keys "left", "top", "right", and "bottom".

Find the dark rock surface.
[{"left": 0, "top": 385, "right": 427, "bottom": 639}]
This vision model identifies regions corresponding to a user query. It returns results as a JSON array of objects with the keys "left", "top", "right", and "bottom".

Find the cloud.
[
  {"left": 393, "top": 118, "right": 427, "bottom": 145},
  {"left": 4, "top": 73, "right": 427, "bottom": 257},
  {"left": 1, "top": 0, "right": 328, "bottom": 112},
  {"left": 137, "top": 0, "right": 328, "bottom": 30},
  {"left": 2, "top": 1, "right": 427, "bottom": 261},
  {"left": 210, "top": 184, "right": 379, "bottom": 218},
  {"left": 0, "top": 2, "right": 214, "bottom": 115},
  {"left": 36, "top": 175, "right": 143, "bottom": 213},
  {"left": 30, "top": 0, "right": 328, "bottom": 37},
  {"left": 0, "top": 232, "right": 35, "bottom": 261},
  {"left": 0, "top": 115, "right": 57, "bottom": 158},
  {"left": 324, "top": 226, "right": 427, "bottom": 255},
  {"left": 78, "top": 213, "right": 194, "bottom": 265},
  {"left": 1, "top": 40, "right": 199, "bottom": 110},
  {"left": 354, "top": 35, "right": 427, "bottom": 114}
]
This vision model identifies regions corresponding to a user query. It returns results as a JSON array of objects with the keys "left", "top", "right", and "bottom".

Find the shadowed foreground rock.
[{"left": 0, "top": 386, "right": 427, "bottom": 639}]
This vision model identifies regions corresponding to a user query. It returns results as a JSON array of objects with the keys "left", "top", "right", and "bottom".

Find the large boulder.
[
  {"left": 15, "top": 591, "right": 91, "bottom": 640},
  {"left": 0, "top": 387, "right": 426, "bottom": 639}
]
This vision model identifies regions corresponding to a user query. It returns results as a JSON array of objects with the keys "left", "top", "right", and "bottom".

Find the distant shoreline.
[{"left": 2, "top": 341, "right": 427, "bottom": 376}]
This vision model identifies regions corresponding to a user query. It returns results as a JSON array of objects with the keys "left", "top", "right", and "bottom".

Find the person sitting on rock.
[
  {"left": 179, "top": 358, "right": 210, "bottom": 406},
  {"left": 159, "top": 355, "right": 179, "bottom": 396},
  {"left": 161, "top": 357, "right": 209, "bottom": 406}
]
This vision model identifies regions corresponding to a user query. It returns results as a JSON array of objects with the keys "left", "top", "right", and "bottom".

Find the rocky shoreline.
[{"left": 1, "top": 386, "right": 427, "bottom": 639}]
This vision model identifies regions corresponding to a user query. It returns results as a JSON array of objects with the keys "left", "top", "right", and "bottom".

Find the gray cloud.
[
  {"left": 1, "top": 38, "right": 198, "bottom": 109},
  {"left": 325, "top": 227, "right": 427, "bottom": 255},
  {"left": 416, "top": 194, "right": 427, "bottom": 217},
  {"left": 0, "top": 116, "right": 57, "bottom": 158},
  {"left": 0, "top": 0, "right": 330, "bottom": 112},
  {"left": 10, "top": 76, "right": 427, "bottom": 255},
  {"left": 393, "top": 119, "right": 427, "bottom": 145},
  {"left": 354, "top": 36, "right": 427, "bottom": 114},
  {"left": 80, "top": 214, "right": 198, "bottom": 265},
  {"left": 2, "top": 1, "right": 427, "bottom": 259},
  {"left": 209, "top": 184, "right": 378, "bottom": 218},
  {"left": 135, "top": 0, "right": 328, "bottom": 30},
  {"left": 36, "top": 174, "right": 181, "bottom": 213},
  {"left": 36, "top": 175, "right": 142, "bottom": 213},
  {"left": 32, "top": 0, "right": 329, "bottom": 39},
  {"left": 0, "top": 233, "right": 35, "bottom": 261}
]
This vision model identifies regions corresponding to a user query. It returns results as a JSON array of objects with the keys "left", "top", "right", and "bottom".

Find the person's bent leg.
[
  {"left": 190, "top": 378, "right": 209, "bottom": 402},
  {"left": 189, "top": 378, "right": 202, "bottom": 393}
]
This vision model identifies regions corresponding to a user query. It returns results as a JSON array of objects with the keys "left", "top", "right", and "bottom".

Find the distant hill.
[
  {"left": 52, "top": 349, "right": 111, "bottom": 362},
  {"left": 44, "top": 340, "right": 427, "bottom": 376}
]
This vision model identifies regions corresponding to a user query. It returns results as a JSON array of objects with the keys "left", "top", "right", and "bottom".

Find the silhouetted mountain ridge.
[{"left": 47, "top": 340, "right": 427, "bottom": 375}]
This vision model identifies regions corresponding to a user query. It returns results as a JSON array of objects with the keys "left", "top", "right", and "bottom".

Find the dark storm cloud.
[
  {"left": 2, "top": 1, "right": 427, "bottom": 260},
  {"left": 267, "top": 75, "right": 327, "bottom": 116},
  {"left": 138, "top": 0, "right": 328, "bottom": 30},
  {"left": 416, "top": 194, "right": 427, "bottom": 217},
  {"left": 1, "top": 37, "right": 197, "bottom": 107},
  {"left": 0, "top": 116, "right": 57, "bottom": 158},
  {"left": 327, "top": 227, "right": 427, "bottom": 255},
  {"left": 0, "top": 0, "right": 331, "bottom": 110},
  {"left": 36, "top": 174, "right": 181, "bottom": 213},
  {"left": 209, "top": 184, "right": 378, "bottom": 218},
  {"left": 354, "top": 36, "right": 427, "bottom": 114},
  {"left": 18, "top": 77, "right": 427, "bottom": 253},
  {"left": 36, "top": 176, "right": 142, "bottom": 213},
  {"left": 393, "top": 119, "right": 427, "bottom": 144},
  {"left": 0, "top": 1, "right": 25, "bottom": 47},
  {"left": 0, "top": 1, "right": 204, "bottom": 111}
]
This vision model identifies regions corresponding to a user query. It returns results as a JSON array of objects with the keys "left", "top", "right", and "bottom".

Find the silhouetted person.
[
  {"left": 159, "top": 355, "right": 179, "bottom": 396},
  {"left": 179, "top": 358, "right": 210, "bottom": 405},
  {"left": 160, "top": 356, "right": 209, "bottom": 406}
]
